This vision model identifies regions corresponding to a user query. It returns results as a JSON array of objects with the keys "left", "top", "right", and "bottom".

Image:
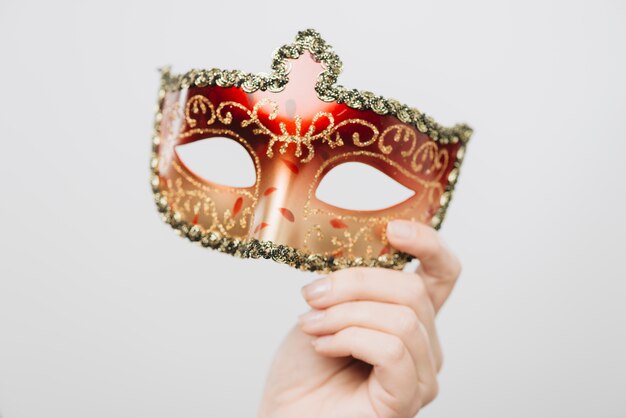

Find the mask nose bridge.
[{"left": 251, "top": 157, "right": 300, "bottom": 242}]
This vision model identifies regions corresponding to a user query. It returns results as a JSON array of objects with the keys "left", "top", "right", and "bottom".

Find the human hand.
[{"left": 257, "top": 220, "right": 462, "bottom": 418}]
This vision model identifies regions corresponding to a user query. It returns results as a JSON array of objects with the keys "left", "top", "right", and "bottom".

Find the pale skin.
[{"left": 257, "top": 219, "right": 462, "bottom": 418}]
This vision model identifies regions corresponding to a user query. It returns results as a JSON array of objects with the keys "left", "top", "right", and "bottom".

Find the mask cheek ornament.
[{"left": 149, "top": 29, "right": 473, "bottom": 273}]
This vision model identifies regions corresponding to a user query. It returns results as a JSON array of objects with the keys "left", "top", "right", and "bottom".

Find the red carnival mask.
[{"left": 149, "top": 29, "right": 473, "bottom": 272}]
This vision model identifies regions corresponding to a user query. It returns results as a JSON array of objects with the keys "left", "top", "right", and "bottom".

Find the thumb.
[{"left": 386, "top": 219, "right": 462, "bottom": 312}]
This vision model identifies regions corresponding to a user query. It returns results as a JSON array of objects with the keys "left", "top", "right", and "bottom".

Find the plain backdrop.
[{"left": 1, "top": 1, "right": 625, "bottom": 417}]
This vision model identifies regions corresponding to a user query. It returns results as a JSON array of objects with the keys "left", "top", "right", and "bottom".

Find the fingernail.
[
  {"left": 298, "top": 309, "right": 325, "bottom": 324},
  {"left": 301, "top": 277, "right": 331, "bottom": 301},
  {"left": 387, "top": 220, "right": 414, "bottom": 239},
  {"left": 311, "top": 335, "right": 332, "bottom": 349}
]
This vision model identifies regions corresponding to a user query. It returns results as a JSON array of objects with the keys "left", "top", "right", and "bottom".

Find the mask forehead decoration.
[{"left": 149, "top": 29, "right": 473, "bottom": 272}]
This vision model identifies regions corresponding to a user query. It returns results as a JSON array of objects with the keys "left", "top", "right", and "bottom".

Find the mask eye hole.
[
  {"left": 174, "top": 137, "right": 257, "bottom": 188},
  {"left": 315, "top": 162, "right": 415, "bottom": 211}
]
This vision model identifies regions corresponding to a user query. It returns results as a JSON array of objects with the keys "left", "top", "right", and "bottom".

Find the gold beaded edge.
[
  {"left": 161, "top": 29, "right": 473, "bottom": 147},
  {"left": 149, "top": 28, "right": 472, "bottom": 272}
]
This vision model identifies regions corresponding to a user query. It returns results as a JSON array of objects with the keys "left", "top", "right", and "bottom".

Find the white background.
[{"left": 1, "top": 1, "right": 625, "bottom": 417}]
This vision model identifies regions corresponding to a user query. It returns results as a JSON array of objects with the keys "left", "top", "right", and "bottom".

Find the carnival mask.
[{"left": 149, "top": 29, "right": 473, "bottom": 272}]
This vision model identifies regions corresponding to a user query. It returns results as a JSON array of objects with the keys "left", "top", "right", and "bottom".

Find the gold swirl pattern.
[
  {"left": 378, "top": 124, "right": 449, "bottom": 181},
  {"left": 185, "top": 95, "right": 215, "bottom": 128},
  {"left": 216, "top": 98, "right": 383, "bottom": 163},
  {"left": 411, "top": 142, "right": 449, "bottom": 181},
  {"left": 216, "top": 99, "right": 335, "bottom": 162},
  {"left": 378, "top": 125, "right": 416, "bottom": 156},
  {"left": 167, "top": 161, "right": 254, "bottom": 237}
]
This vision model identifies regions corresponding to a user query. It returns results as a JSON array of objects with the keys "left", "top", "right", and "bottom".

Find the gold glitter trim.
[
  {"left": 151, "top": 193, "right": 413, "bottom": 273},
  {"left": 159, "top": 28, "right": 473, "bottom": 146}
]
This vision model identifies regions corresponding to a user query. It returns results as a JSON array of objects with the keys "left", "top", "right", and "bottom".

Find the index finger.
[{"left": 301, "top": 268, "right": 434, "bottom": 320}]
